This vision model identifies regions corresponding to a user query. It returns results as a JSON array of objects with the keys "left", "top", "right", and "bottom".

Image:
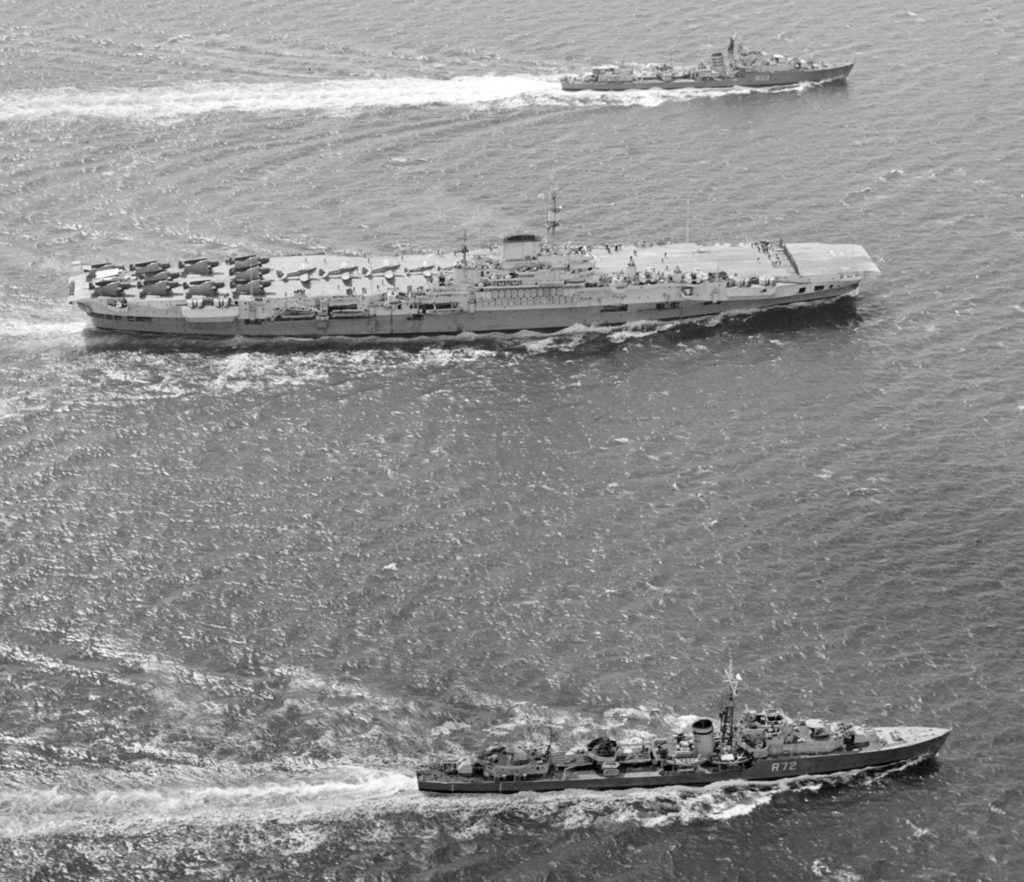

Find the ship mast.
[
  {"left": 719, "top": 661, "right": 741, "bottom": 752},
  {"left": 545, "top": 192, "right": 561, "bottom": 245}
]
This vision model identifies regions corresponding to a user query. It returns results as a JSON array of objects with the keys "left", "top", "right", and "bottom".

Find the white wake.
[{"left": 2, "top": 75, "right": 740, "bottom": 121}]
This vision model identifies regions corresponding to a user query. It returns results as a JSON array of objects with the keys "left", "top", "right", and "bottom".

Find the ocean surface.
[{"left": 1, "top": 0, "right": 1023, "bottom": 878}]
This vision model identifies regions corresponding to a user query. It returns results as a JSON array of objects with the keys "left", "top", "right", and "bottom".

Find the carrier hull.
[
  {"left": 73, "top": 284, "right": 860, "bottom": 338},
  {"left": 69, "top": 238, "right": 878, "bottom": 341}
]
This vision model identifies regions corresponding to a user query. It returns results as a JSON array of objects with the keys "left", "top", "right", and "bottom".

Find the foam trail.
[
  {"left": 1, "top": 74, "right": 745, "bottom": 121},
  {"left": 0, "top": 759, "right": 919, "bottom": 840},
  {"left": 1, "top": 76, "right": 563, "bottom": 121},
  {"left": 0, "top": 769, "right": 416, "bottom": 838}
]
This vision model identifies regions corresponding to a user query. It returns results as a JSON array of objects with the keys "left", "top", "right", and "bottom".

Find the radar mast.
[
  {"left": 545, "top": 192, "right": 561, "bottom": 245},
  {"left": 719, "top": 661, "right": 742, "bottom": 752}
]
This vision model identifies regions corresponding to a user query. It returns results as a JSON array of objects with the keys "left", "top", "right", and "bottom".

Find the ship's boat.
[
  {"left": 416, "top": 669, "right": 949, "bottom": 794},
  {"left": 560, "top": 36, "right": 853, "bottom": 92},
  {"left": 68, "top": 196, "right": 878, "bottom": 340}
]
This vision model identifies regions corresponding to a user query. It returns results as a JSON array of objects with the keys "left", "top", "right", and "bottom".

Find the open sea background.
[{"left": 1, "top": 0, "right": 1023, "bottom": 878}]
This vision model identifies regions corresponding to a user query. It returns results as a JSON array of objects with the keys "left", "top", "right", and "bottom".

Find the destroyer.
[
  {"left": 417, "top": 669, "right": 949, "bottom": 794},
  {"left": 561, "top": 36, "right": 852, "bottom": 91},
  {"left": 68, "top": 197, "right": 877, "bottom": 340}
]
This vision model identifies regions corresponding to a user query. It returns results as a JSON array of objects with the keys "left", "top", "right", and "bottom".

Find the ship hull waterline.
[
  {"left": 561, "top": 63, "right": 853, "bottom": 92},
  {"left": 418, "top": 728, "right": 949, "bottom": 794},
  {"left": 75, "top": 284, "right": 861, "bottom": 340}
]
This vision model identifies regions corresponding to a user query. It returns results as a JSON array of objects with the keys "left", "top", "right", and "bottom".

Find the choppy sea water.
[{"left": 2, "top": 0, "right": 1023, "bottom": 879}]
